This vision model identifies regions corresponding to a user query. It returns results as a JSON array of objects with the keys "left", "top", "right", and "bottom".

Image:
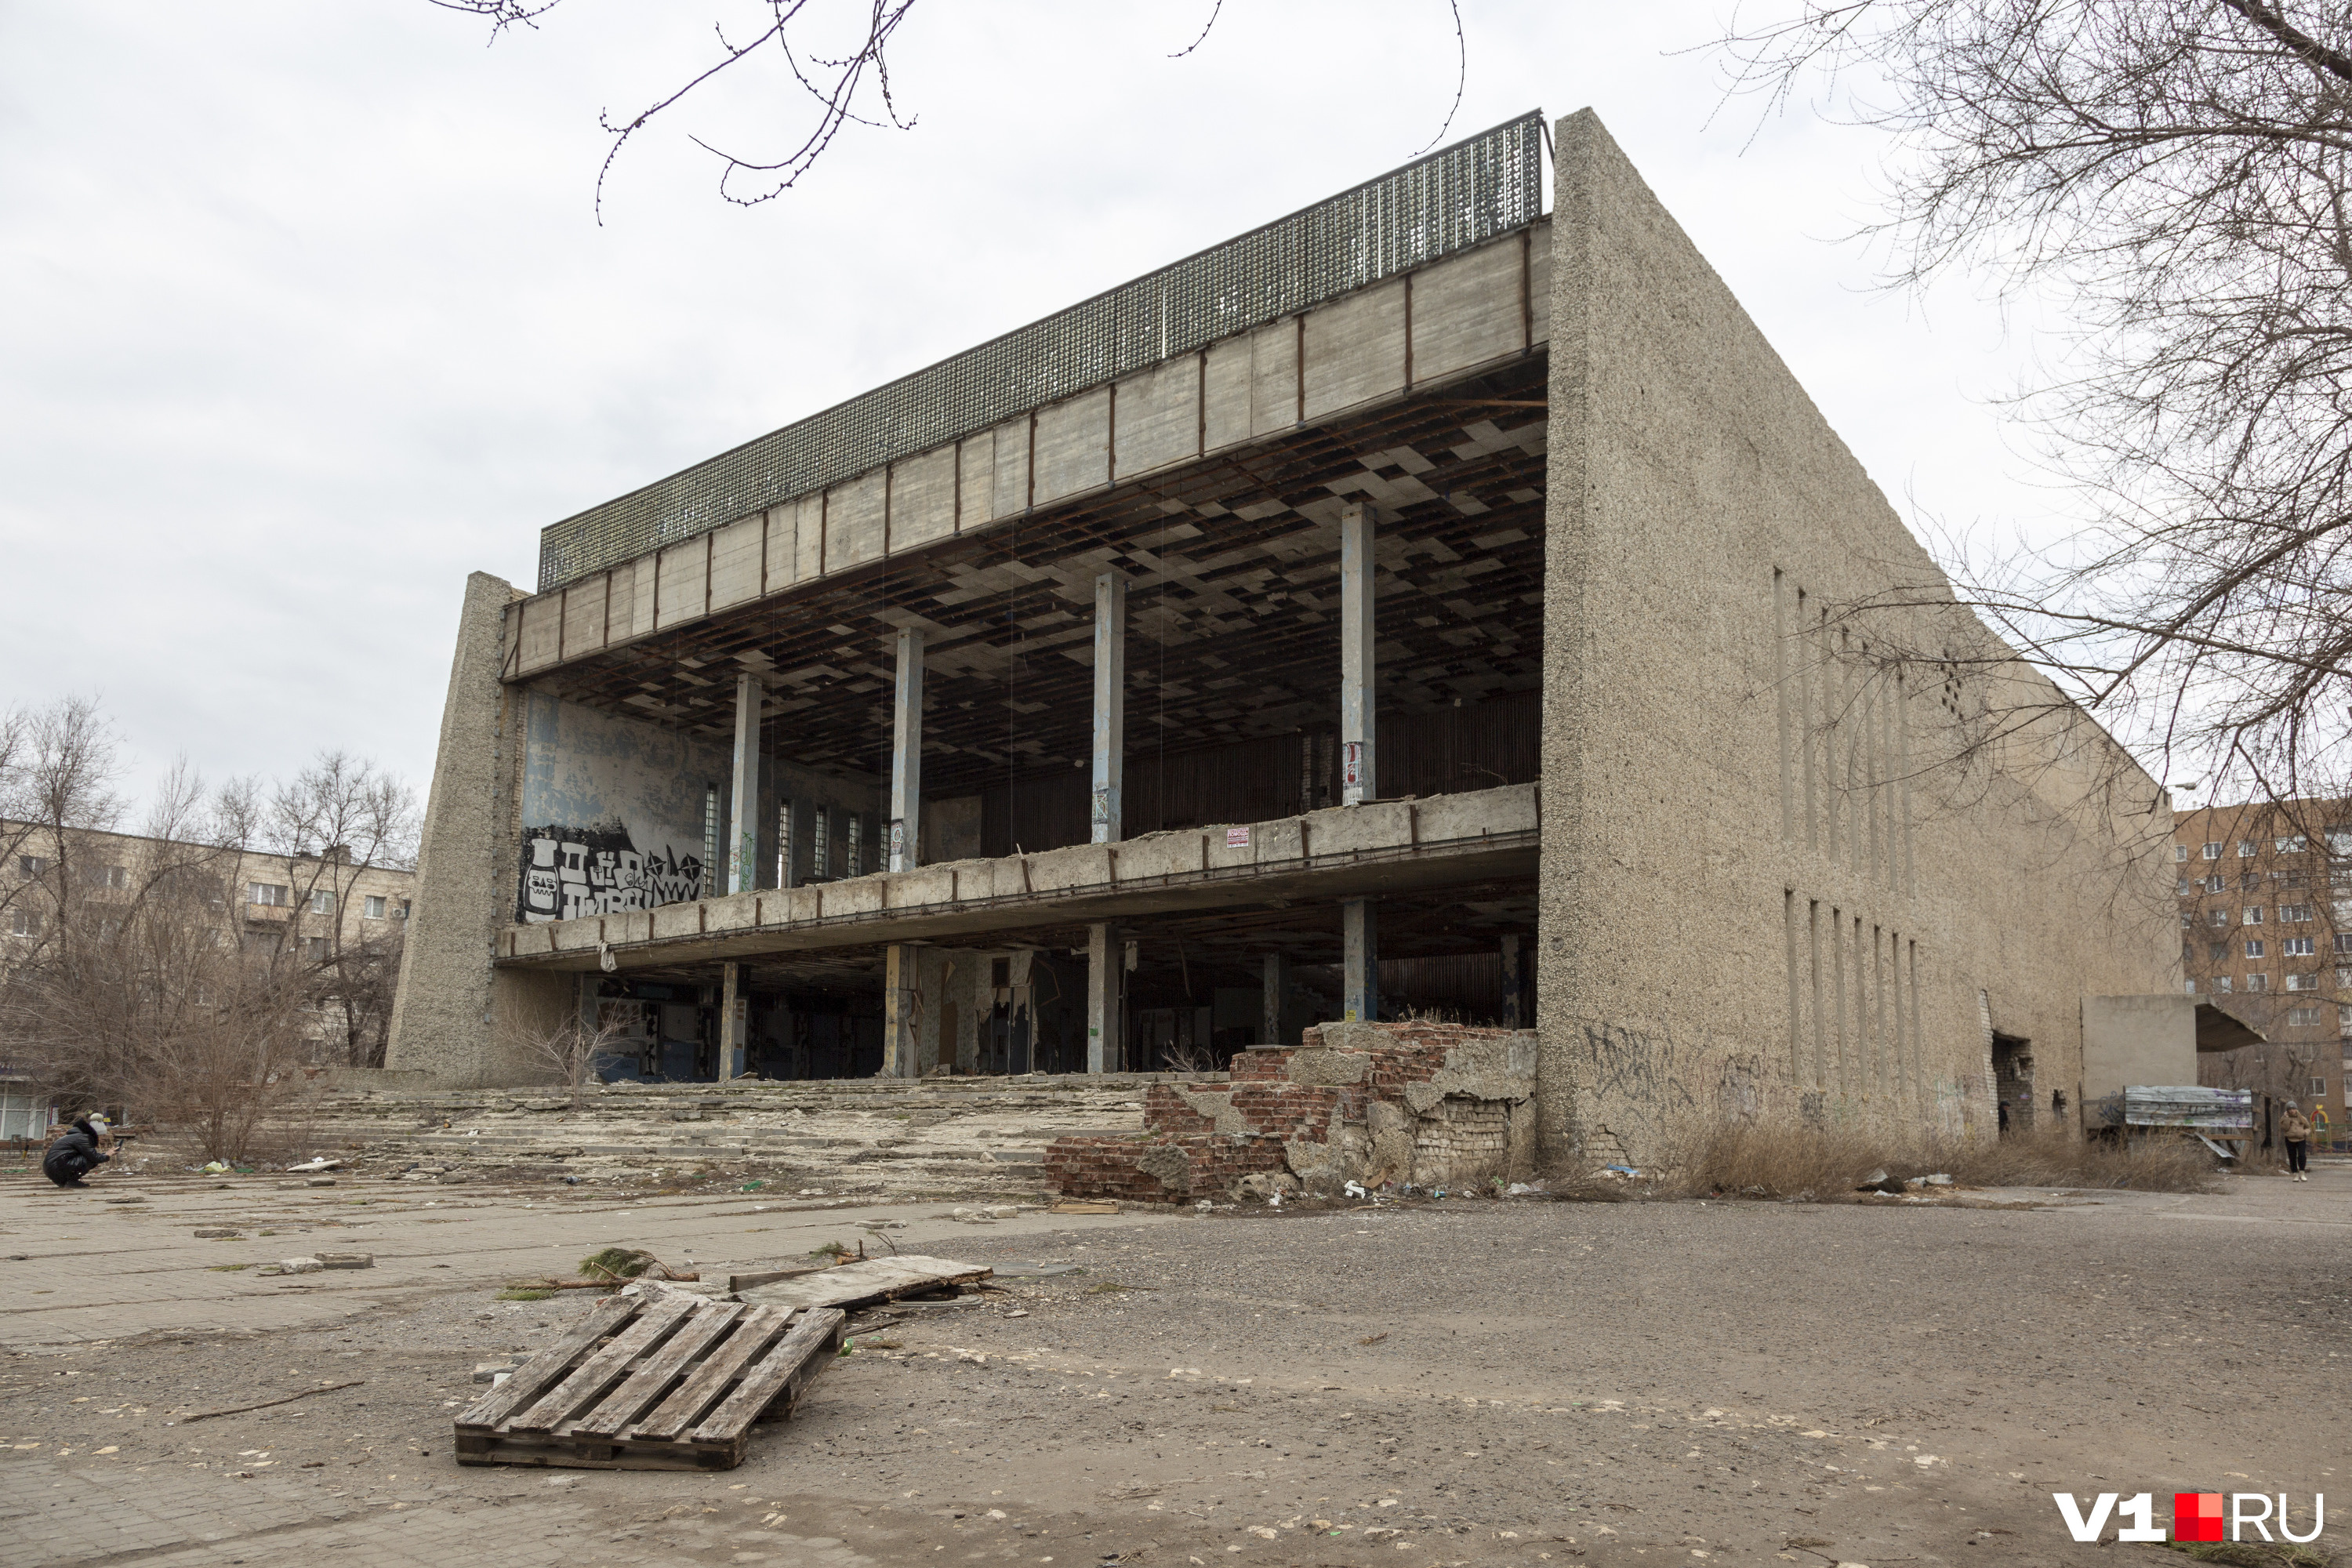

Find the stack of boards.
[{"left": 453, "top": 1294, "right": 847, "bottom": 1471}]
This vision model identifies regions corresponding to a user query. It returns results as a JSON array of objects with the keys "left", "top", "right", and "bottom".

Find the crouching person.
[{"left": 43, "top": 1114, "right": 112, "bottom": 1189}]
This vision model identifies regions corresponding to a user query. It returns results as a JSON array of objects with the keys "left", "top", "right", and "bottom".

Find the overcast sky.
[{"left": 0, "top": 1, "right": 2075, "bottom": 811}]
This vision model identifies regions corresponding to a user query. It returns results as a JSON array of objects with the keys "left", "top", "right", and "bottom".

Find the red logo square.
[{"left": 2175, "top": 1493, "right": 2225, "bottom": 1542}]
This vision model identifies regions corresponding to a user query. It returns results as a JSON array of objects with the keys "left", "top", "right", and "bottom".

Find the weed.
[
  {"left": 1651, "top": 1116, "right": 2217, "bottom": 1200},
  {"left": 207, "top": 1264, "right": 251, "bottom": 1273},
  {"left": 496, "top": 1287, "right": 557, "bottom": 1302}
]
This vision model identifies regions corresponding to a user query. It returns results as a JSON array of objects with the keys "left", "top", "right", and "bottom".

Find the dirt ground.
[{"left": 4, "top": 1163, "right": 2347, "bottom": 1568}]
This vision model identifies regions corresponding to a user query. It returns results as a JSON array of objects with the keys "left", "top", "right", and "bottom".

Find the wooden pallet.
[{"left": 453, "top": 1294, "right": 845, "bottom": 1471}]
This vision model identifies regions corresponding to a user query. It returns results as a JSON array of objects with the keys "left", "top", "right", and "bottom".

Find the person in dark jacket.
[{"left": 42, "top": 1116, "right": 111, "bottom": 1189}]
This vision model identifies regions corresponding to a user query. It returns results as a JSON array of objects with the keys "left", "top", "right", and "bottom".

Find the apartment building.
[
  {"left": 2174, "top": 800, "right": 2348, "bottom": 1138},
  {"left": 2, "top": 822, "right": 416, "bottom": 1068}
]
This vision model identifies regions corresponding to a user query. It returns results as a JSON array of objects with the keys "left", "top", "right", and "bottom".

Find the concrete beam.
[
  {"left": 1090, "top": 572, "right": 1126, "bottom": 844},
  {"left": 1342, "top": 898, "right": 1378, "bottom": 1022},
  {"left": 494, "top": 783, "right": 1543, "bottom": 971},
  {"left": 1340, "top": 502, "right": 1377, "bottom": 805},
  {"left": 1087, "top": 923, "right": 1120, "bottom": 1073},
  {"left": 728, "top": 673, "right": 764, "bottom": 895},
  {"left": 889, "top": 628, "right": 924, "bottom": 872}
]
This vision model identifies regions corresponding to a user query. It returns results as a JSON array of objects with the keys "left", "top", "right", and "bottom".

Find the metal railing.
[{"left": 535, "top": 111, "right": 1548, "bottom": 592}]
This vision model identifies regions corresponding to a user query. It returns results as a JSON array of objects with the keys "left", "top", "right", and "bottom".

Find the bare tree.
[
  {"left": 1712, "top": 1, "right": 2352, "bottom": 815},
  {"left": 506, "top": 1005, "right": 636, "bottom": 1110},
  {"left": 426, "top": 2, "right": 1469, "bottom": 219}
]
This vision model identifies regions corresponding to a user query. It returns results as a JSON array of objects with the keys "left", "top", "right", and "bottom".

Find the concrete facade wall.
[
  {"left": 1534, "top": 111, "right": 2177, "bottom": 1167},
  {"left": 2080, "top": 995, "right": 2198, "bottom": 1109},
  {"left": 503, "top": 226, "right": 1555, "bottom": 682},
  {"left": 515, "top": 691, "right": 731, "bottom": 924}
]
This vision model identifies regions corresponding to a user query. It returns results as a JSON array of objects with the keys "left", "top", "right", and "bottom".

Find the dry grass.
[{"left": 1650, "top": 1116, "right": 2220, "bottom": 1200}]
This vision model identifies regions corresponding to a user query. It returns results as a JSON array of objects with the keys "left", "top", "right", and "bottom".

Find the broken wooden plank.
[
  {"left": 734, "top": 1255, "right": 991, "bottom": 1312},
  {"left": 455, "top": 1295, "right": 639, "bottom": 1430},
  {"left": 630, "top": 1305, "right": 797, "bottom": 1442},
  {"left": 688, "top": 1307, "right": 845, "bottom": 1444},
  {"left": 506, "top": 1294, "right": 697, "bottom": 1433},
  {"left": 568, "top": 1301, "right": 744, "bottom": 1438}
]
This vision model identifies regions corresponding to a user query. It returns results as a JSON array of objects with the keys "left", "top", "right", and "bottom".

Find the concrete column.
[
  {"left": 1342, "top": 898, "right": 1378, "bottom": 1023},
  {"left": 1501, "top": 934, "right": 1524, "bottom": 1029},
  {"left": 1340, "top": 501, "right": 1377, "bottom": 805},
  {"left": 728, "top": 673, "right": 764, "bottom": 895},
  {"left": 884, "top": 943, "right": 919, "bottom": 1077},
  {"left": 718, "top": 961, "right": 746, "bottom": 1080},
  {"left": 1087, "top": 923, "right": 1121, "bottom": 1073},
  {"left": 888, "top": 628, "right": 924, "bottom": 872},
  {"left": 1261, "top": 952, "right": 1290, "bottom": 1047},
  {"left": 1090, "top": 572, "right": 1127, "bottom": 844}
]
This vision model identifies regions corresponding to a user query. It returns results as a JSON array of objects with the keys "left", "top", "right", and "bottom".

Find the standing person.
[
  {"left": 2281, "top": 1100, "right": 2311, "bottom": 1181},
  {"left": 41, "top": 1113, "right": 111, "bottom": 1189}
]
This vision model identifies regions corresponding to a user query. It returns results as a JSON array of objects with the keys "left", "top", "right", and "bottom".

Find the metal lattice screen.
[{"left": 537, "top": 111, "right": 1548, "bottom": 592}]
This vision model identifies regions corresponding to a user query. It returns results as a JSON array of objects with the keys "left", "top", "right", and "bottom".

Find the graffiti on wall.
[{"left": 517, "top": 823, "right": 706, "bottom": 923}]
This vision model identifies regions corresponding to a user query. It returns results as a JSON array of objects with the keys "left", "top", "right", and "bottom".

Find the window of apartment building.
[
  {"left": 2277, "top": 835, "right": 2308, "bottom": 854},
  {"left": 2239, "top": 840, "right": 2259, "bottom": 857},
  {"left": 396, "top": 898, "right": 410, "bottom": 920},
  {"left": 2338, "top": 933, "right": 2352, "bottom": 954},
  {"left": 2209, "top": 942, "right": 2229, "bottom": 962},
  {"left": 2337, "top": 965, "right": 2352, "bottom": 989},
  {"left": 17, "top": 855, "right": 47, "bottom": 878},
  {"left": 2245, "top": 973, "right": 2270, "bottom": 991},
  {"left": 85, "top": 864, "right": 126, "bottom": 889},
  {"left": 2281, "top": 903, "right": 2314, "bottom": 921},
  {"left": 365, "top": 895, "right": 386, "bottom": 919},
  {"left": 2202, "top": 842, "right": 2223, "bottom": 859},
  {"left": 2341, "top": 1004, "right": 2352, "bottom": 1030},
  {"left": 2285, "top": 967, "right": 2319, "bottom": 988},
  {"left": 249, "top": 882, "right": 288, "bottom": 906},
  {"left": 9, "top": 909, "right": 42, "bottom": 938},
  {"left": 2310, "top": 1075, "right": 2329, "bottom": 1094},
  {"left": 2328, "top": 826, "right": 2352, "bottom": 855},
  {"left": 2285, "top": 937, "right": 2317, "bottom": 957},
  {"left": 2183, "top": 942, "right": 2196, "bottom": 964},
  {"left": 2177, "top": 878, "right": 2192, "bottom": 897},
  {"left": 308, "top": 890, "right": 332, "bottom": 915},
  {"left": 2239, "top": 872, "right": 2263, "bottom": 890},
  {"left": 2173, "top": 843, "right": 2188, "bottom": 862},
  {"left": 2204, "top": 874, "right": 2225, "bottom": 894},
  {"left": 2209, "top": 909, "right": 2230, "bottom": 927},
  {"left": 2288, "top": 1008, "right": 2325, "bottom": 1028},
  {"left": 2244, "top": 906, "right": 2266, "bottom": 924},
  {"left": 2212, "top": 975, "right": 2234, "bottom": 993},
  {"left": 2181, "top": 912, "right": 2195, "bottom": 928},
  {"left": 2245, "top": 938, "right": 2267, "bottom": 959},
  {"left": 2278, "top": 870, "right": 2307, "bottom": 887},
  {"left": 306, "top": 936, "right": 328, "bottom": 961}
]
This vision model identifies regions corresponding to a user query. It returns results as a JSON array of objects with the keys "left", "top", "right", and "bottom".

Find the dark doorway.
[{"left": 1992, "top": 1033, "right": 2034, "bottom": 1135}]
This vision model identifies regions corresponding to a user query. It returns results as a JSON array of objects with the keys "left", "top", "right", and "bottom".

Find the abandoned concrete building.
[{"left": 383, "top": 110, "right": 2179, "bottom": 1167}]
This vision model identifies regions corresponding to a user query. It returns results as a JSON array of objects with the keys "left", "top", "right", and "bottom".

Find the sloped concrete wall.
[{"left": 1536, "top": 111, "right": 2177, "bottom": 1168}]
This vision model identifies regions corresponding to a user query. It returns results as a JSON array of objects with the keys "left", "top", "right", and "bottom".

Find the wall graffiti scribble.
[{"left": 517, "top": 823, "right": 706, "bottom": 923}]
